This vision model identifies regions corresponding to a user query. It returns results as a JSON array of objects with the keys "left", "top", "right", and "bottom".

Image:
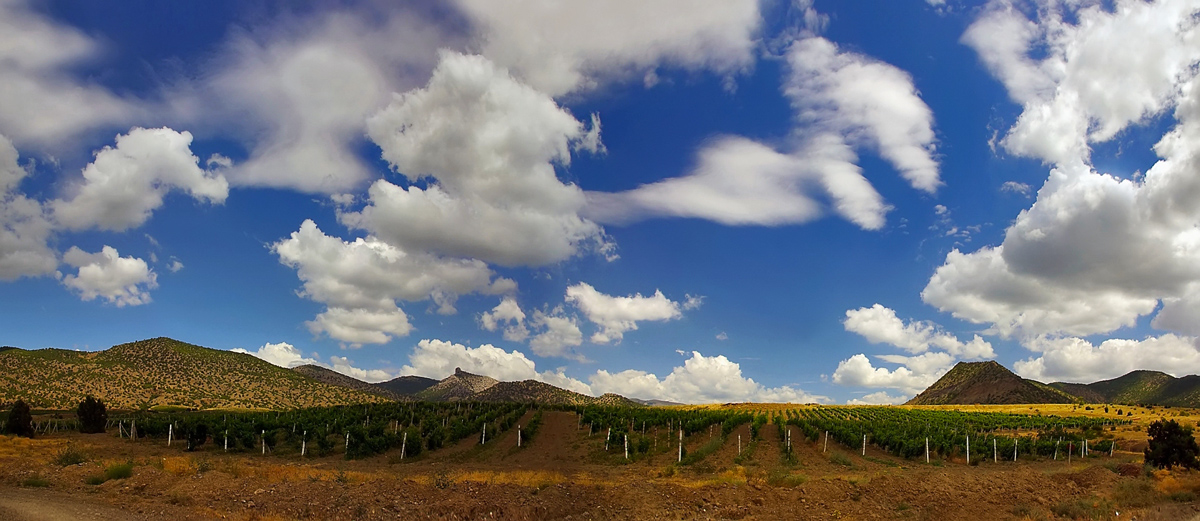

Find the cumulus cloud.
[
  {"left": 586, "top": 35, "right": 937, "bottom": 230},
  {"left": 346, "top": 51, "right": 611, "bottom": 267},
  {"left": 589, "top": 351, "right": 827, "bottom": 404},
  {"left": 0, "top": 0, "right": 136, "bottom": 149},
  {"left": 831, "top": 353, "right": 948, "bottom": 396},
  {"left": 479, "top": 296, "right": 529, "bottom": 342},
  {"left": 527, "top": 308, "right": 584, "bottom": 358},
  {"left": 566, "top": 282, "right": 683, "bottom": 344},
  {"left": 843, "top": 304, "right": 994, "bottom": 358},
  {"left": 0, "top": 134, "right": 55, "bottom": 280},
  {"left": 170, "top": 5, "right": 458, "bottom": 194},
  {"left": 233, "top": 342, "right": 393, "bottom": 383},
  {"left": 272, "top": 219, "right": 514, "bottom": 345},
  {"left": 51, "top": 127, "right": 229, "bottom": 232},
  {"left": 1000, "top": 181, "right": 1033, "bottom": 197},
  {"left": 927, "top": 1, "right": 1200, "bottom": 343},
  {"left": 847, "top": 391, "right": 909, "bottom": 405},
  {"left": 455, "top": 0, "right": 762, "bottom": 96},
  {"left": 1014, "top": 334, "right": 1200, "bottom": 384},
  {"left": 59, "top": 245, "right": 157, "bottom": 306}
]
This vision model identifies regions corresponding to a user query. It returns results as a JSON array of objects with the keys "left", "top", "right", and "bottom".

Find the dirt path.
[
  {"left": 500, "top": 411, "right": 589, "bottom": 469},
  {"left": 0, "top": 486, "right": 189, "bottom": 521}
]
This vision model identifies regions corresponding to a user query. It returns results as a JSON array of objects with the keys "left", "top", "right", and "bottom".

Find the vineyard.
[{"left": 15, "top": 403, "right": 1133, "bottom": 467}]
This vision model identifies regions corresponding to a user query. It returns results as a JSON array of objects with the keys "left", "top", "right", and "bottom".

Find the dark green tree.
[
  {"left": 185, "top": 423, "right": 209, "bottom": 451},
  {"left": 1144, "top": 419, "right": 1200, "bottom": 469},
  {"left": 5, "top": 399, "right": 34, "bottom": 437},
  {"left": 76, "top": 395, "right": 107, "bottom": 434}
]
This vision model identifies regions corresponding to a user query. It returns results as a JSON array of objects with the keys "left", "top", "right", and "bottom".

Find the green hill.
[
  {"left": 906, "top": 361, "right": 1077, "bottom": 405},
  {"left": 374, "top": 375, "right": 439, "bottom": 396},
  {"left": 0, "top": 338, "right": 388, "bottom": 410},
  {"left": 1051, "top": 370, "right": 1200, "bottom": 407}
]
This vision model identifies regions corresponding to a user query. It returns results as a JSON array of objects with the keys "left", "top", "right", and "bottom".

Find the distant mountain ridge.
[
  {"left": 374, "top": 375, "right": 438, "bottom": 396},
  {"left": 909, "top": 361, "right": 1200, "bottom": 407},
  {"left": 291, "top": 365, "right": 404, "bottom": 400}
]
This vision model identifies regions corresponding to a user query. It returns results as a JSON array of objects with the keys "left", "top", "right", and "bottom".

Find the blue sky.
[{"left": 4, "top": 0, "right": 1200, "bottom": 404}]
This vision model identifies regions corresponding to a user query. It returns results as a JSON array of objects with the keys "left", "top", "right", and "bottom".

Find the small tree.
[
  {"left": 185, "top": 423, "right": 208, "bottom": 451},
  {"left": 77, "top": 395, "right": 107, "bottom": 434},
  {"left": 5, "top": 399, "right": 34, "bottom": 437},
  {"left": 1145, "top": 419, "right": 1200, "bottom": 469}
]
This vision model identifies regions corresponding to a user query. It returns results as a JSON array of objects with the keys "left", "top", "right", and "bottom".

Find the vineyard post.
[
  {"left": 518, "top": 425, "right": 522, "bottom": 447},
  {"left": 131, "top": 420, "right": 136, "bottom": 440},
  {"left": 625, "top": 434, "right": 629, "bottom": 460},
  {"left": 401, "top": 432, "right": 407, "bottom": 459},
  {"left": 738, "top": 434, "right": 742, "bottom": 455},
  {"left": 1054, "top": 440, "right": 1059, "bottom": 460},
  {"left": 993, "top": 438, "right": 997, "bottom": 463},
  {"left": 345, "top": 432, "right": 349, "bottom": 452},
  {"left": 606, "top": 427, "right": 611, "bottom": 451},
  {"left": 262, "top": 430, "right": 267, "bottom": 455},
  {"left": 482, "top": 423, "right": 486, "bottom": 445},
  {"left": 862, "top": 434, "right": 866, "bottom": 456},
  {"left": 925, "top": 437, "right": 929, "bottom": 463},
  {"left": 824, "top": 431, "right": 828, "bottom": 453},
  {"left": 1068, "top": 442, "right": 1072, "bottom": 464},
  {"left": 224, "top": 430, "right": 228, "bottom": 452},
  {"left": 1110, "top": 441, "right": 1115, "bottom": 457},
  {"left": 966, "top": 435, "right": 970, "bottom": 465},
  {"left": 678, "top": 428, "right": 683, "bottom": 463},
  {"left": 168, "top": 424, "right": 173, "bottom": 447},
  {"left": 301, "top": 431, "right": 306, "bottom": 457},
  {"left": 1013, "top": 439, "right": 1017, "bottom": 462}
]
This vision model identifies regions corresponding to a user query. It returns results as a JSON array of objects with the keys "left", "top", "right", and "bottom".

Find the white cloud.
[
  {"left": 51, "top": 127, "right": 229, "bottom": 232},
  {"left": 0, "top": 134, "right": 55, "bottom": 280},
  {"left": 964, "top": 0, "right": 1200, "bottom": 165},
  {"left": 527, "top": 308, "right": 584, "bottom": 358},
  {"left": 399, "top": 339, "right": 589, "bottom": 392},
  {"left": 0, "top": 0, "right": 136, "bottom": 149},
  {"left": 59, "top": 245, "right": 157, "bottom": 307},
  {"left": 455, "top": 0, "right": 762, "bottom": 96},
  {"left": 585, "top": 35, "right": 937, "bottom": 230},
  {"left": 272, "top": 219, "right": 514, "bottom": 345},
  {"left": 232, "top": 342, "right": 318, "bottom": 368},
  {"left": 479, "top": 296, "right": 529, "bottom": 342},
  {"left": 716, "top": 332, "right": 728, "bottom": 341},
  {"left": 233, "top": 342, "right": 393, "bottom": 383},
  {"left": 169, "top": 5, "right": 458, "bottom": 194},
  {"left": 166, "top": 259, "right": 184, "bottom": 273},
  {"left": 1014, "top": 334, "right": 1200, "bottom": 384},
  {"left": 589, "top": 351, "right": 827, "bottom": 404},
  {"left": 843, "top": 304, "right": 995, "bottom": 358},
  {"left": 831, "top": 353, "right": 948, "bottom": 396},
  {"left": 847, "top": 391, "right": 909, "bottom": 405},
  {"left": 1000, "top": 181, "right": 1033, "bottom": 197},
  {"left": 566, "top": 282, "right": 683, "bottom": 344},
  {"left": 347, "top": 51, "right": 610, "bottom": 267}
]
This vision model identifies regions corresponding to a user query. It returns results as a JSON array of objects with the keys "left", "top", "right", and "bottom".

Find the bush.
[
  {"left": 53, "top": 446, "right": 88, "bottom": 467},
  {"left": 4, "top": 399, "right": 33, "bottom": 437},
  {"left": 1145, "top": 419, "right": 1200, "bottom": 469},
  {"left": 76, "top": 396, "right": 107, "bottom": 434},
  {"left": 104, "top": 462, "right": 134, "bottom": 480}
]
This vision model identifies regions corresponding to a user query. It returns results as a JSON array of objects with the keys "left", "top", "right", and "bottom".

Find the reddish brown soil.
[{"left": 3, "top": 412, "right": 1200, "bottom": 520}]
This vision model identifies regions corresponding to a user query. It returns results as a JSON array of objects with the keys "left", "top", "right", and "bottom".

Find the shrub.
[
  {"left": 53, "top": 445, "right": 88, "bottom": 467},
  {"left": 76, "top": 396, "right": 107, "bottom": 434},
  {"left": 1144, "top": 419, "right": 1200, "bottom": 469},
  {"left": 104, "top": 462, "right": 134, "bottom": 480},
  {"left": 4, "top": 399, "right": 33, "bottom": 437},
  {"left": 21, "top": 475, "right": 50, "bottom": 487}
]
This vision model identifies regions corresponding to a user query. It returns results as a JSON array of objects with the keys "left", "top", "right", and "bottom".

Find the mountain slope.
[
  {"left": 291, "top": 365, "right": 404, "bottom": 400},
  {"left": 1051, "top": 370, "right": 1200, "bottom": 407},
  {"left": 415, "top": 368, "right": 499, "bottom": 401},
  {"left": 907, "top": 361, "right": 1076, "bottom": 405},
  {"left": 374, "top": 375, "right": 439, "bottom": 396},
  {"left": 472, "top": 380, "right": 598, "bottom": 405},
  {"left": 0, "top": 338, "right": 388, "bottom": 410}
]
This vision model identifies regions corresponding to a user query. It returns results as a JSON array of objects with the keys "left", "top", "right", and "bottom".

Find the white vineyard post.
[
  {"left": 862, "top": 434, "right": 866, "bottom": 456},
  {"left": 926, "top": 437, "right": 929, "bottom": 463},
  {"left": 824, "top": 431, "right": 828, "bottom": 453},
  {"left": 1054, "top": 440, "right": 1059, "bottom": 460},
  {"left": 1014, "top": 440, "right": 1018, "bottom": 462},
  {"left": 345, "top": 432, "right": 349, "bottom": 452},
  {"left": 168, "top": 424, "right": 173, "bottom": 447},
  {"left": 401, "top": 432, "right": 407, "bottom": 460},
  {"left": 678, "top": 428, "right": 683, "bottom": 463},
  {"left": 301, "top": 431, "right": 306, "bottom": 457},
  {"left": 738, "top": 434, "right": 742, "bottom": 455},
  {"left": 994, "top": 438, "right": 997, "bottom": 463},
  {"left": 224, "top": 430, "right": 228, "bottom": 452},
  {"left": 482, "top": 424, "right": 486, "bottom": 445},
  {"left": 262, "top": 430, "right": 267, "bottom": 455},
  {"left": 518, "top": 425, "right": 522, "bottom": 448},
  {"left": 1110, "top": 441, "right": 1115, "bottom": 457},
  {"left": 606, "top": 427, "right": 611, "bottom": 451},
  {"left": 1069, "top": 442, "right": 1072, "bottom": 464},
  {"left": 625, "top": 434, "right": 629, "bottom": 460},
  {"left": 966, "top": 435, "right": 970, "bottom": 465}
]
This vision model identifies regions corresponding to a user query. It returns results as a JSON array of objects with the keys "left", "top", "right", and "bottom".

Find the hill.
[
  {"left": 0, "top": 338, "right": 388, "bottom": 410},
  {"left": 291, "top": 365, "right": 404, "bottom": 400},
  {"left": 374, "top": 375, "right": 439, "bottom": 396},
  {"left": 416, "top": 368, "right": 499, "bottom": 401},
  {"left": 473, "top": 380, "right": 600, "bottom": 405},
  {"left": 906, "top": 361, "right": 1077, "bottom": 405},
  {"left": 1051, "top": 370, "right": 1200, "bottom": 407}
]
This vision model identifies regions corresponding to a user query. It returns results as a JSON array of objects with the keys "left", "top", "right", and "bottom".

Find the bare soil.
[{"left": 3, "top": 411, "right": 1200, "bottom": 520}]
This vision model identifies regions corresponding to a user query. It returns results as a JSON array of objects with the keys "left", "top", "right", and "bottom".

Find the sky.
[{"left": 3, "top": 0, "right": 1200, "bottom": 405}]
